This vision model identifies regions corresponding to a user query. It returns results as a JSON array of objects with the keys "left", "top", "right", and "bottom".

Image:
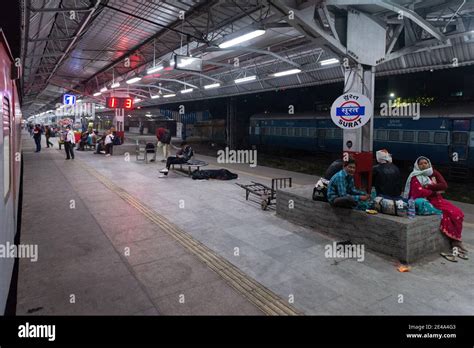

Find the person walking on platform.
[
  {"left": 64, "top": 126, "right": 75, "bottom": 160},
  {"left": 45, "top": 125, "right": 54, "bottom": 148},
  {"left": 159, "top": 141, "right": 193, "bottom": 177},
  {"left": 327, "top": 158, "right": 369, "bottom": 208},
  {"left": 156, "top": 127, "right": 171, "bottom": 162},
  {"left": 33, "top": 124, "right": 42, "bottom": 152},
  {"left": 372, "top": 149, "right": 402, "bottom": 198}
]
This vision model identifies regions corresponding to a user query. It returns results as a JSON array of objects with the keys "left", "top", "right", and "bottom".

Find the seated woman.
[{"left": 403, "top": 156, "right": 467, "bottom": 255}]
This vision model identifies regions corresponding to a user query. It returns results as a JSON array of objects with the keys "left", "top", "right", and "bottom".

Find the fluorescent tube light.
[
  {"left": 147, "top": 65, "right": 163, "bottom": 74},
  {"left": 234, "top": 75, "right": 256, "bottom": 84},
  {"left": 181, "top": 88, "right": 193, "bottom": 94},
  {"left": 111, "top": 82, "right": 120, "bottom": 88},
  {"left": 126, "top": 77, "right": 142, "bottom": 84},
  {"left": 219, "top": 29, "right": 266, "bottom": 48},
  {"left": 320, "top": 58, "right": 339, "bottom": 66},
  {"left": 204, "top": 83, "right": 221, "bottom": 89},
  {"left": 273, "top": 69, "right": 301, "bottom": 77},
  {"left": 163, "top": 94, "right": 176, "bottom": 98}
]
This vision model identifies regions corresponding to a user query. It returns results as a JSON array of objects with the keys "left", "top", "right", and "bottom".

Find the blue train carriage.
[
  {"left": 248, "top": 112, "right": 342, "bottom": 152},
  {"left": 374, "top": 106, "right": 474, "bottom": 177},
  {"left": 249, "top": 107, "right": 473, "bottom": 178}
]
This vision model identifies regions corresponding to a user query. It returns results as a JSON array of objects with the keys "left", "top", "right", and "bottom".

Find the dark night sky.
[{"left": 1, "top": 1, "right": 472, "bottom": 115}]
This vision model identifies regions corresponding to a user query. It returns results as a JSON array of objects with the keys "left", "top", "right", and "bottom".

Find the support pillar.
[{"left": 226, "top": 98, "right": 236, "bottom": 149}]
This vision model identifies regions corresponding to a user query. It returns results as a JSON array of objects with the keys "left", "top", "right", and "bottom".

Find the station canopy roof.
[{"left": 21, "top": 0, "right": 474, "bottom": 118}]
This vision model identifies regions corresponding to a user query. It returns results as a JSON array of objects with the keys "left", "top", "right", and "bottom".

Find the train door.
[{"left": 450, "top": 119, "right": 470, "bottom": 162}]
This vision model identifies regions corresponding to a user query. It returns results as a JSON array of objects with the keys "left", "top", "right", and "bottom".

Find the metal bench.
[{"left": 171, "top": 159, "right": 208, "bottom": 176}]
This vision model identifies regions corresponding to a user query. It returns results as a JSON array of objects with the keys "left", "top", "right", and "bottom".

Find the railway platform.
[{"left": 17, "top": 134, "right": 474, "bottom": 315}]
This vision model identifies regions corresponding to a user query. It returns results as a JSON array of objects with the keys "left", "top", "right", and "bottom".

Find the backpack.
[
  {"left": 113, "top": 135, "right": 121, "bottom": 145},
  {"left": 145, "top": 142, "right": 155, "bottom": 153},
  {"left": 161, "top": 130, "right": 171, "bottom": 143}
]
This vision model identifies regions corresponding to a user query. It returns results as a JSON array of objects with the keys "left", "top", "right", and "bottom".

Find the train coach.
[
  {"left": 249, "top": 106, "right": 474, "bottom": 178},
  {"left": 0, "top": 29, "right": 23, "bottom": 314}
]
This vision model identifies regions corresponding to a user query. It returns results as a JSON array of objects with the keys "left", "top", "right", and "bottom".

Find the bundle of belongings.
[
  {"left": 192, "top": 169, "right": 238, "bottom": 180},
  {"left": 313, "top": 159, "right": 343, "bottom": 202},
  {"left": 373, "top": 197, "right": 407, "bottom": 216}
]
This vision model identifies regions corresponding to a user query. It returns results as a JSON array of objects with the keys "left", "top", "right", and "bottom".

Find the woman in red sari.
[{"left": 403, "top": 156, "right": 467, "bottom": 253}]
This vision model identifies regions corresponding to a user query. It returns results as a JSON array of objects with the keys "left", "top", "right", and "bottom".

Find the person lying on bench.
[
  {"left": 159, "top": 142, "right": 193, "bottom": 176},
  {"left": 327, "top": 158, "right": 369, "bottom": 209}
]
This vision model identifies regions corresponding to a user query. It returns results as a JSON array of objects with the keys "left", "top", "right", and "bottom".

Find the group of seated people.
[{"left": 326, "top": 149, "right": 467, "bottom": 254}]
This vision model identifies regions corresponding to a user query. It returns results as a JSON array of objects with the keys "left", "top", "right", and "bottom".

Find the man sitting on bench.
[
  {"left": 159, "top": 141, "right": 193, "bottom": 177},
  {"left": 327, "top": 158, "right": 369, "bottom": 209}
]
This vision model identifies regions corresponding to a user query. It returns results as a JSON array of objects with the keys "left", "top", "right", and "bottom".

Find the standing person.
[
  {"left": 403, "top": 156, "right": 467, "bottom": 257},
  {"left": 45, "top": 125, "right": 54, "bottom": 148},
  {"left": 64, "top": 126, "right": 75, "bottom": 160},
  {"left": 156, "top": 127, "right": 171, "bottom": 162},
  {"left": 327, "top": 158, "right": 369, "bottom": 208},
  {"left": 33, "top": 124, "right": 42, "bottom": 152},
  {"left": 104, "top": 130, "right": 114, "bottom": 157},
  {"left": 372, "top": 149, "right": 402, "bottom": 198}
]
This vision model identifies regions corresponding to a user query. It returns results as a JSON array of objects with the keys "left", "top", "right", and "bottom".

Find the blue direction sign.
[{"left": 63, "top": 94, "right": 76, "bottom": 105}]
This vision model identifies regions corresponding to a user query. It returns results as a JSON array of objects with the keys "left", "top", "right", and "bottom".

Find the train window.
[
  {"left": 402, "top": 131, "right": 414, "bottom": 142},
  {"left": 376, "top": 130, "right": 387, "bottom": 141},
  {"left": 281, "top": 127, "right": 287, "bottom": 136},
  {"left": 417, "top": 131, "right": 430, "bottom": 143},
  {"left": 309, "top": 128, "right": 316, "bottom": 137},
  {"left": 261, "top": 127, "right": 266, "bottom": 135},
  {"left": 269, "top": 127, "right": 275, "bottom": 135},
  {"left": 288, "top": 127, "right": 295, "bottom": 136},
  {"left": 452, "top": 132, "right": 468, "bottom": 145},
  {"left": 334, "top": 128, "right": 342, "bottom": 139},
  {"left": 3, "top": 97, "right": 11, "bottom": 200},
  {"left": 389, "top": 130, "right": 400, "bottom": 141},
  {"left": 317, "top": 129, "right": 326, "bottom": 138},
  {"left": 275, "top": 127, "right": 282, "bottom": 136},
  {"left": 294, "top": 128, "right": 300, "bottom": 137},
  {"left": 434, "top": 132, "right": 448, "bottom": 144},
  {"left": 301, "top": 128, "right": 309, "bottom": 137}
]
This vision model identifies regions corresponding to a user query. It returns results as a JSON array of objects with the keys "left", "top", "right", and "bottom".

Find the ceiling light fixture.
[
  {"left": 234, "top": 75, "right": 256, "bottom": 84},
  {"left": 273, "top": 69, "right": 302, "bottom": 77},
  {"left": 320, "top": 58, "right": 339, "bottom": 66},
  {"left": 204, "top": 83, "right": 221, "bottom": 89},
  {"left": 219, "top": 29, "right": 266, "bottom": 49},
  {"left": 126, "top": 77, "right": 142, "bottom": 84},
  {"left": 147, "top": 65, "right": 164, "bottom": 74}
]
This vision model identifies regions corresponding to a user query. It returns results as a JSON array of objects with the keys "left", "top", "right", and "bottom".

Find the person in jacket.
[
  {"left": 33, "top": 124, "right": 42, "bottom": 152},
  {"left": 64, "top": 126, "right": 75, "bottom": 160},
  {"left": 159, "top": 142, "right": 193, "bottom": 177},
  {"left": 156, "top": 127, "right": 171, "bottom": 162},
  {"left": 44, "top": 125, "right": 54, "bottom": 148},
  {"left": 403, "top": 156, "right": 467, "bottom": 254},
  {"left": 372, "top": 149, "right": 402, "bottom": 198},
  {"left": 327, "top": 158, "right": 369, "bottom": 208}
]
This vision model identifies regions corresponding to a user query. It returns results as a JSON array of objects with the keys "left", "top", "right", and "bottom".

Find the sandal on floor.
[
  {"left": 457, "top": 252, "right": 469, "bottom": 260},
  {"left": 440, "top": 252, "right": 458, "bottom": 262}
]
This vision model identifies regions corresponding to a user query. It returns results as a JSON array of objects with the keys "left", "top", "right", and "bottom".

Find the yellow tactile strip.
[{"left": 78, "top": 161, "right": 302, "bottom": 316}]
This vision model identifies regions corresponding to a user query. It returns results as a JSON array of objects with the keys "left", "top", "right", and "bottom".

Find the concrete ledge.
[
  {"left": 111, "top": 144, "right": 137, "bottom": 156},
  {"left": 276, "top": 185, "right": 450, "bottom": 263}
]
